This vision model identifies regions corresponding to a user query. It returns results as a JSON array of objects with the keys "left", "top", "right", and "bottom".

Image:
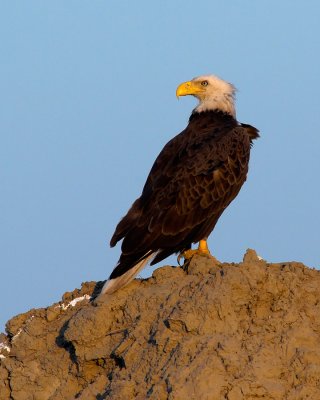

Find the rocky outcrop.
[{"left": 1, "top": 250, "right": 320, "bottom": 399}]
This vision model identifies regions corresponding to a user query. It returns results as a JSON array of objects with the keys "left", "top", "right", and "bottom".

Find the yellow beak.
[{"left": 176, "top": 80, "right": 205, "bottom": 98}]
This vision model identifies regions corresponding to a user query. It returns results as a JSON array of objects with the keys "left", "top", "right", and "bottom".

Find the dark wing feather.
[{"left": 110, "top": 111, "right": 258, "bottom": 278}]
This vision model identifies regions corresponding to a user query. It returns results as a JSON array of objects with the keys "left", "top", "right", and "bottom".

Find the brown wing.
[{"left": 110, "top": 111, "right": 257, "bottom": 278}]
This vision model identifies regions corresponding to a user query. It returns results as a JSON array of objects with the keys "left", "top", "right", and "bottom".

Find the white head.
[{"left": 176, "top": 75, "right": 236, "bottom": 117}]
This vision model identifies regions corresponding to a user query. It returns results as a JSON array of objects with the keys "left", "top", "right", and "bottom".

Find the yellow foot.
[
  {"left": 177, "top": 240, "right": 211, "bottom": 265},
  {"left": 182, "top": 247, "right": 211, "bottom": 259}
]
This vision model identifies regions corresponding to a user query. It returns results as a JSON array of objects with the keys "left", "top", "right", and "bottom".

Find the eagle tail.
[{"left": 99, "top": 253, "right": 155, "bottom": 296}]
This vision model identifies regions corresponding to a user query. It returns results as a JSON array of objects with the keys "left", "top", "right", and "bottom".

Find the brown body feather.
[{"left": 109, "top": 110, "right": 259, "bottom": 279}]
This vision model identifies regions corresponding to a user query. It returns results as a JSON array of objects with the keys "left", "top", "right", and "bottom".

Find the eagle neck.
[
  {"left": 189, "top": 110, "right": 237, "bottom": 124},
  {"left": 194, "top": 93, "right": 236, "bottom": 118}
]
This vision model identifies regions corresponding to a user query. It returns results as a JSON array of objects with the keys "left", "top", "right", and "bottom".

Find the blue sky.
[{"left": 1, "top": 1, "right": 320, "bottom": 331}]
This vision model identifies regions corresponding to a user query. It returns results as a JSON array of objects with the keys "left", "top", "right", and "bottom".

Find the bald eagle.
[{"left": 100, "top": 75, "right": 259, "bottom": 295}]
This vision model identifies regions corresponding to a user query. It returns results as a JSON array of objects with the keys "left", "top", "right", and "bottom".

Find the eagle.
[{"left": 100, "top": 75, "right": 259, "bottom": 295}]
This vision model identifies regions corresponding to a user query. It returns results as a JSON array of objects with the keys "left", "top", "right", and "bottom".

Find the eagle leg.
[{"left": 177, "top": 239, "right": 211, "bottom": 265}]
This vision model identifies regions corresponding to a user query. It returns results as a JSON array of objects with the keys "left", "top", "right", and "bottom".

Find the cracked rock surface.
[{"left": 1, "top": 249, "right": 320, "bottom": 399}]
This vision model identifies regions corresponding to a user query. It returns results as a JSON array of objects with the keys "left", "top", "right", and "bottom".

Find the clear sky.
[{"left": 1, "top": 1, "right": 320, "bottom": 331}]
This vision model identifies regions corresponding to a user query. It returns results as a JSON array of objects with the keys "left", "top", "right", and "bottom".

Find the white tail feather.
[{"left": 99, "top": 253, "right": 155, "bottom": 296}]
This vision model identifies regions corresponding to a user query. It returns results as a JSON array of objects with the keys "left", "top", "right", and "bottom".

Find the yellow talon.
[{"left": 177, "top": 239, "right": 211, "bottom": 265}]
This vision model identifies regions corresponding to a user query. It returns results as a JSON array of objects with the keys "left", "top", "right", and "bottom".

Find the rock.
[{"left": 1, "top": 251, "right": 320, "bottom": 399}]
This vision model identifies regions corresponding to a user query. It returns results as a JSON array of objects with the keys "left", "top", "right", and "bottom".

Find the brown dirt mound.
[{"left": 1, "top": 249, "right": 320, "bottom": 399}]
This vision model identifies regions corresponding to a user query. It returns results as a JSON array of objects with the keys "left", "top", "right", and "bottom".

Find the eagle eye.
[{"left": 201, "top": 80, "right": 208, "bottom": 86}]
